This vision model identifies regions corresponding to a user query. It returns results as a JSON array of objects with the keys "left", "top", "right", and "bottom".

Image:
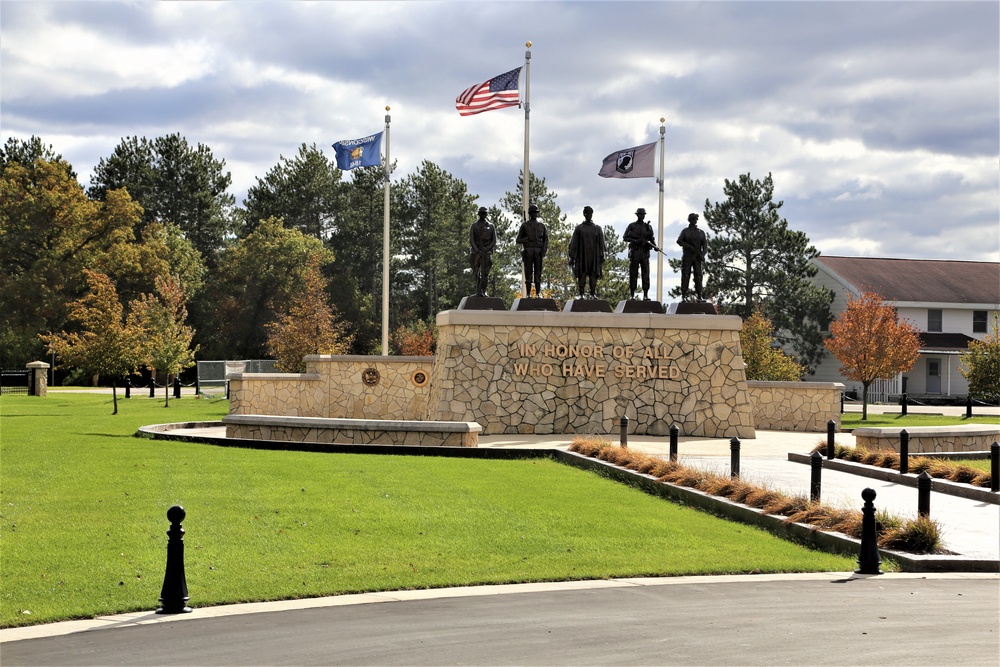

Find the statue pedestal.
[
  {"left": 668, "top": 301, "right": 718, "bottom": 315},
  {"left": 615, "top": 300, "right": 666, "bottom": 314},
  {"left": 458, "top": 296, "right": 506, "bottom": 311},
  {"left": 511, "top": 297, "right": 560, "bottom": 312},
  {"left": 564, "top": 299, "right": 613, "bottom": 313}
]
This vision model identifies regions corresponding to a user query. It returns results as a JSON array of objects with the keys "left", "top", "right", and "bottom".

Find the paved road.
[{"left": 2, "top": 574, "right": 997, "bottom": 666}]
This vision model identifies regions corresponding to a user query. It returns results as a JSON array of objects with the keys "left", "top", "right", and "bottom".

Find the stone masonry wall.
[
  {"left": 747, "top": 381, "right": 844, "bottom": 432},
  {"left": 228, "top": 356, "right": 433, "bottom": 420},
  {"left": 424, "top": 310, "right": 756, "bottom": 438}
]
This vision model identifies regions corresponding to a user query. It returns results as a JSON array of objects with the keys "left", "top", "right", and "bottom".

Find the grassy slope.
[
  {"left": 0, "top": 394, "right": 852, "bottom": 627},
  {"left": 842, "top": 413, "right": 999, "bottom": 429}
]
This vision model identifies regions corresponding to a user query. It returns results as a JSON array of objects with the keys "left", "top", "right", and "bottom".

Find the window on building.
[
  {"left": 927, "top": 309, "right": 942, "bottom": 333},
  {"left": 973, "top": 310, "right": 987, "bottom": 334}
]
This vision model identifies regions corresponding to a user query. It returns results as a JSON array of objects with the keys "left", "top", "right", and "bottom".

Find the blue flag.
[{"left": 332, "top": 132, "right": 383, "bottom": 170}]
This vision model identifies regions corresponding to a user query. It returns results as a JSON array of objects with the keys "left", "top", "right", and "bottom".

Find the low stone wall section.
[
  {"left": 854, "top": 425, "right": 1000, "bottom": 453},
  {"left": 222, "top": 414, "right": 480, "bottom": 447},
  {"left": 228, "top": 356, "right": 433, "bottom": 420},
  {"left": 747, "top": 381, "right": 844, "bottom": 432}
]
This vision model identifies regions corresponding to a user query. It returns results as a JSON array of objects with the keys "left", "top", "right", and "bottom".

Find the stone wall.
[
  {"left": 228, "top": 356, "right": 433, "bottom": 420},
  {"left": 747, "top": 381, "right": 844, "bottom": 432},
  {"left": 223, "top": 415, "right": 479, "bottom": 447},
  {"left": 854, "top": 425, "right": 1000, "bottom": 453},
  {"left": 424, "top": 310, "right": 756, "bottom": 438}
]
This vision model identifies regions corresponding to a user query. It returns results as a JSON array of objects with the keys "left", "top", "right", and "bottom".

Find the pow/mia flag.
[{"left": 598, "top": 141, "right": 656, "bottom": 179}]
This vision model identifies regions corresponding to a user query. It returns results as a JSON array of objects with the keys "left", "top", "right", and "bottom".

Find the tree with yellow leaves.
[{"left": 740, "top": 311, "right": 804, "bottom": 381}]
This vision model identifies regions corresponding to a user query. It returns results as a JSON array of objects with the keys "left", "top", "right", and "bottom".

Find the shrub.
[{"left": 879, "top": 516, "right": 941, "bottom": 554}]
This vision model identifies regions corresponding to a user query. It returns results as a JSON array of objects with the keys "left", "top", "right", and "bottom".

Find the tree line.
[{"left": 2, "top": 133, "right": 839, "bottom": 380}]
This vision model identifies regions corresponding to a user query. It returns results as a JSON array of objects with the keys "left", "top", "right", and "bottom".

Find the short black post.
[
  {"left": 991, "top": 442, "right": 999, "bottom": 493},
  {"left": 669, "top": 424, "right": 679, "bottom": 462},
  {"left": 156, "top": 505, "right": 192, "bottom": 614},
  {"left": 899, "top": 429, "right": 910, "bottom": 475},
  {"left": 810, "top": 451, "right": 823, "bottom": 502},
  {"left": 619, "top": 415, "right": 628, "bottom": 448},
  {"left": 173, "top": 376, "right": 181, "bottom": 399},
  {"left": 900, "top": 392, "right": 908, "bottom": 417},
  {"left": 194, "top": 374, "right": 200, "bottom": 397},
  {"left": 730, "top": 437, "right": 741, "bottom": 479},
  {"left": 855, "top": 488, "right": 883, "bottom": 575},
  {"left": 225, "top": 380, "right": 230, "bottom": 400},
  {"left": 149, "top": 378, "right": 156, "bottom": 398},
  {"left": 840, "top": 391, "right": 844, "bottom": 414},
  {"left": 917, "top": 471, "right": 932, "bottom": 518},
  {"left": 966, "top": 395, "right": 973, "bottom": 419},
  {"left": 826, "top": 420, "right": 836, "bottom": 460},
  {"left": 124, "top": 376, "right": 131, "bottom": 400}
]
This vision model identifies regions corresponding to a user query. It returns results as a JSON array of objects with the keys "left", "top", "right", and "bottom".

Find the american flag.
[{"left": 456, "top": 67, "right": 521, "bottom": 116}]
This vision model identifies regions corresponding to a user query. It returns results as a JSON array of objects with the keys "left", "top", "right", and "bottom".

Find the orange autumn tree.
[
  {"left": 264, "top": 256, "right": 352, "bottom": 372},
  {"left": 824, "top": 291, "right": 921, "bottom": 420}
]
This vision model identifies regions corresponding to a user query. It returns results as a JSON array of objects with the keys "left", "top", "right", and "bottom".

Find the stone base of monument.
[
  {"left": 615, "top": 299, "right": 666, "bottom": 314},
  {"left": 458, "top": 296, "right": 507, "bottom": 311},
  {"left": 668, "top": 301, "right": 718, "bottom": 315},
  {"left": 511, "top": 297, "right": 560, "bottom": 312},
  {"left": 564, "top": 298, "right": 613, "bottom": 313}
]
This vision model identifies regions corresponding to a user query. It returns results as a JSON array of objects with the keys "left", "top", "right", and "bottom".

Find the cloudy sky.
[{"left": 3, "top": 1, "right": 998, "bottom": 293}]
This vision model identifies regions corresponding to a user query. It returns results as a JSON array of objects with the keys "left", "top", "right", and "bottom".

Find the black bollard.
[
  {"left": 840, "top": 391, "right": 844, "bottom": 414},
  {"left": 173, "top": 376, "right": 181, "bottom": 399},
  {"left": 669, "top": 424, "right": 679, "bottom": 462},
  {"left": 156, "top": 505, "right": 192, "bottom": 614},
  {"left": 917, "top": 471, "right": 932, "bottom": 518},
  {"left": 730, "top": 437, "right": 741, "bottom": 479},
  {"left": 899, "top": 429, "right": 910, "bottom": 475},
  {"left": 991, "top": 442, "right": 999, "bottom": 493},
  {"left": 900, "top": 392, "right": 908, "bottom": 417},
  {"left": 619, "top": 415, "right": 628, "bottom": 448},
  {"left": 149, "top": 378, "right": 155, "bottom": 399},
  {"left": 855, "top": 488, "right": 883, "bottom": 575},
  {"left": 225, "top": 380, "right": 230, "bottom": 400},
  {"left": 827, "top": 420, "right": 836, "bottom": 460},
  {"left": 124, "top": 376, "right": 131, "bottom": 400},
  {"left": 966, "top": 395, "right": 973, "bottom": 419},
  {"left": 194, "top": 375, "right": 200, "bottom": 397},
  {"left": 810, "top": 451, "right": 823, "bottom": 502}
]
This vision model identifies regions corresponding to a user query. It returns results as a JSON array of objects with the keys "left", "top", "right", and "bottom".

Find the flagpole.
[
  {"left": 656, "top": 118, "right": 665, "bottom": 303},
  {"left": 522, "top": 41, "right": 531, "bottom": 221},
  {"left": 382, "top": 106, "right": 391, "bottom": 356}
]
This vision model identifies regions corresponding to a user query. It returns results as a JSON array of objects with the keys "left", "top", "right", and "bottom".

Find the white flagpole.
[
  {"left": 523, "top": 41, "right": 531, "bottom": 221},
  {"left": 656, "top": 118, "right": 666, "bottom": 303},
  {"left": 382, "top": 106, "right": 391, "bottom": 356}
]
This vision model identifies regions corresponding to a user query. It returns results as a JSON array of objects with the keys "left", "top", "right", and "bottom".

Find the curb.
[
  {"left": 553, "top": 451, "right": 999, "bottom": 573},
  {"left": 787, "top": 453, "right": 999, "bottom": 505}
]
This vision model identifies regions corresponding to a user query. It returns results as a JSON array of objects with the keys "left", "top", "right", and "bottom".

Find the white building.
[{"left": 809, "top": 256, "right": 1000, "bottom": 402}]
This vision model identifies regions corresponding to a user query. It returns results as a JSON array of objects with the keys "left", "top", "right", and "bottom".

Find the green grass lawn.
[
  {"left": 842, "top": 413, "right": 999, "bottom": 429},
  {"left": 0, "top": 393, "right": 853, "bottom": 628}
]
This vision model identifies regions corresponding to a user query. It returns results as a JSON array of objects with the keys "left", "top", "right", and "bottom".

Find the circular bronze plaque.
[
  {"left": 361, "top": 367, "right": 380, "bottom": 386},
  {"left": 411, "top": 369, "right": 429, "bottom": 387}
]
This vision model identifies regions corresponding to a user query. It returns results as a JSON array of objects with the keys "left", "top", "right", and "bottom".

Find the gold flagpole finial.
[{"left": 526, "top": 40, "right": 532, "bottom": 48}]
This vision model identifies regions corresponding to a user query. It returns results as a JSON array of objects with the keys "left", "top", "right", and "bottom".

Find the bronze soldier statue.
[
  {"left": 676, "top": 212, "right": 707, "bottom": 301},
  {"left": 568, "top": 206, "right": 606, "bottom": 298},
  {"left": 622, "top": 207, "right": 658, "bottom": 300},
  {"left": 516, "top": 204, "right": 548, "bottom": 297},
  {"left": 469, "top": 206, "right": 496, "bottom": 297}
]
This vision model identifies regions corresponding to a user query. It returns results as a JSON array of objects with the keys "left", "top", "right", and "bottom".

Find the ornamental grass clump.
[
  {"left": 573, "top": 437, "right": 943, "bottom": 554},
  {"left": 810, "top": 443, "right": 992, "bottom": 488}
]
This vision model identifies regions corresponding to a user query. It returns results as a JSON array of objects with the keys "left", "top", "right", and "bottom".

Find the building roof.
[
  {"left": 918, "top": 333, "right": 976, "bottom": 352},
  {"left": 814, "top": 256, "right": 1000, "bottom": 305}
]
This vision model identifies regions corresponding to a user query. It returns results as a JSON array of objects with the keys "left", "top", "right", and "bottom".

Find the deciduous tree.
[
  {"left": 960, "top": 314, "right": 1000, "bottom": 403},
  {"left": 131, "top": 275, "right": 198, "bottom": 407},
  {"left": 673, "top": 172, "right": 833, "bottom": 371},
  {"left": 824, "top": 291, "right": 921, "bottom": 420},
  {"left": 264, "top": 256, "right": 352, "bottom": 372},
  {"left": 740, "top": 311, "right": 805, "bottom": 381},
  {"left": 39, "top": 270, "right": 145, "bottom": 414}
]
